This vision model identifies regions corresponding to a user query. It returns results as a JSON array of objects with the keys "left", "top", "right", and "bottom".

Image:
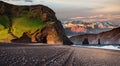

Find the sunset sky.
[{"left": 2, "top": 0, "right": 120, "bottom": 22}]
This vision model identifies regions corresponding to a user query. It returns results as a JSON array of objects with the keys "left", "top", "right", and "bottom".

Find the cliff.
[
  {"left": 70, "top": 27, "right": 120, "bottom": 44},
  {"left": 0, "top": 1, "right": 73, "bottom": 45}
]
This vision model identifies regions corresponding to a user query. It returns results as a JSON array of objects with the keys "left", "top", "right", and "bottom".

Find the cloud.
[
  {"left": 69, "top": 14, "right": 120, "bottom": 22},
  {"left": 1, "top": 0, "right": 120, "bottom": 20},
  {"left": 93, "top": 6, "right": 120, "bottom": 13},
  {"left": 1, "top": 0, "right": 47, "bottom": 5},
  {"left": 70, "top": 17, "right": 86, "bottom": 20}
]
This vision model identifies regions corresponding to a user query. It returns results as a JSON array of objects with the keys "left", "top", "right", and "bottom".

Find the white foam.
[
  {"left": 72, "top": 45, "right": 120, "bottom": 50},
  {"left": 92, "top": 45, "right": 120, "bottom": 50}
]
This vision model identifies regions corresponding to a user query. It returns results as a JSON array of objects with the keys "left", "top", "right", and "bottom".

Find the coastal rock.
[{"left": 0, "top": 1, "right": 73, "bottom": 45}]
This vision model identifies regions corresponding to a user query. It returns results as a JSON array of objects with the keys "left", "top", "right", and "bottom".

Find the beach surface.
[{"left": 0, "top": 43, "right": 120, "bottom": 66}]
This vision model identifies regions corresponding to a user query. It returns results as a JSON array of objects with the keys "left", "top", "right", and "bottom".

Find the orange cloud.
[{"left": 70, "top": 14, "right": 120, "bottom": 22}]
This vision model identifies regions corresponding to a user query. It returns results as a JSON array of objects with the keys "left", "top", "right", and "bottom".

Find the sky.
[{"left": 1, "top": 0, "right": 120, "bottom": 22}]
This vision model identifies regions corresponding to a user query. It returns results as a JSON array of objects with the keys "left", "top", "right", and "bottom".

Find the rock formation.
[
  {"left": 82, "top": 38, "right": 89, "bottom": 45},
  {"left": 0, "top": 1, "right": 73, "bottom": 45},
  {"left": 70, "top": 27, "right": 120, "bottom": 44},
  {"left": 11, "top": 33, "right": 32, "bottom": 43},
  {"left": 98, "top": 39, "right": 101, "bottom": 45}
]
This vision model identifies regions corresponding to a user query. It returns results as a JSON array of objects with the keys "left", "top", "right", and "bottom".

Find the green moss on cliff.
[
  {"left": 0, "top": 15, "right": 12, "bottom": 41},
  {"left": 0, "top": 13, "right": 54, "bottom": 41},
  {"left": 12, "top": 16, "right": 43, "bottom": 38},
  {"left": 0, "top": 13, "right": 55, "bottom": 41},
  {"left": 0, "top": 29, "right": 13, "bottom": 40}
]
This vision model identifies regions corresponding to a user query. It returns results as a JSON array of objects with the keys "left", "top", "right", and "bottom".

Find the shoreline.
[{"left": 0, "top": 43, "right": 120, "bottom": 66}]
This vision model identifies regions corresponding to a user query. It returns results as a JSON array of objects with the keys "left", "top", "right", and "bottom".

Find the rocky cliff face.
[
  {"left": 70, "top": 27, "right": 120, "bottom": 44},
  {"left": 0, "top": 1, "right": 73, "bottom": 45}
]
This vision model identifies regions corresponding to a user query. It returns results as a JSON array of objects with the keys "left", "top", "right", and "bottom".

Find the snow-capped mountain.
[
  {"left": 63, "top": 21, "right": 120, "bottom": 36},
  {"left": 64, "top": 21, "right": 119, "bottom": 29},
  {"left": 92, "top": 22, "right": 120, "bottom": 29}
]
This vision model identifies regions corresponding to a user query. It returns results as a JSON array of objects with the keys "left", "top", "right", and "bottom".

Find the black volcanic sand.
[{"left": 0, "top": 43, "right": 120, "bottom": 66}]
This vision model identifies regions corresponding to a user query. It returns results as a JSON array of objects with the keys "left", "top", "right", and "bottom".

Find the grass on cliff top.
[{"left": 12, "top": 16, "right": 43, "bottom": 38}]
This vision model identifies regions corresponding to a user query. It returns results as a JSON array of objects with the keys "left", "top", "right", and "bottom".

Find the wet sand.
[{"left": 0, "top": 43, "right": 120, "bottom": 66}]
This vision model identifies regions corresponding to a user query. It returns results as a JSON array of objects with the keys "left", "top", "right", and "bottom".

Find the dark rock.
[
  {"left": 11, "top": 33, "right": 31, "bottom": 43},
  {"left": 98, "top": 39, "right": 101, "bottom": 45},
  {"left": 82, "top": 38, "right": 89, "bottom": 45}
]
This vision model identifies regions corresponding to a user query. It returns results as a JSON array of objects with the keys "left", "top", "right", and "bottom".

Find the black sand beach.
[{"left": 0, "top": 43, "right": 120, "bottom": 66}]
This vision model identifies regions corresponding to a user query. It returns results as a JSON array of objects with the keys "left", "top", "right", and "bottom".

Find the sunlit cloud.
[
  {"left": 93, "top": 6, "right": 120, "bottom": 13},
  {"left": 70, "top": 17, "right": 86, "bottom": 20},
  {"left": 70, "top": 15, "right": 120, "bottom": 22}
]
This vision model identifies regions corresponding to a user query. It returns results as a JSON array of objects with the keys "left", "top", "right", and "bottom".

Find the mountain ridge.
[{"left": 70, "top": 27, "right": 120, "bottom": 44}]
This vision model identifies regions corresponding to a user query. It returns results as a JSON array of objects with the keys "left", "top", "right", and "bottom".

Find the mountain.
[
  {"left": 64, "top": 21, "right": 119, "bottom": 29},
  {"left": 0, "top": 1, "right": 73, "bottom": 45},
  {"left": 70, "top": 27, "right": 120, "bottom": 44},
  {"left": 63, "top": 21, "right": 119, "bottom": 36}
]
